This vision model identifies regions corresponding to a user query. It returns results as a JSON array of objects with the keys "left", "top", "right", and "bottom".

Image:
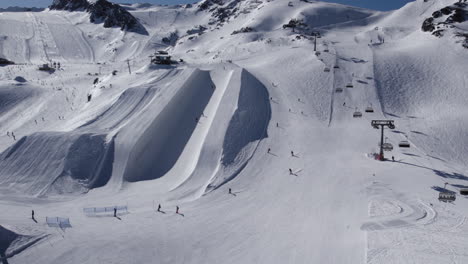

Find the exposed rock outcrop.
[{"left": 50, "top": 0, "right": 148, "bottom": 34}]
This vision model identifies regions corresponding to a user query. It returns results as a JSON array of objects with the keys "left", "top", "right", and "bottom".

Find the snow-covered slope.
[{"left": 1, "top": 0, "right": 468, "bottom": 263}]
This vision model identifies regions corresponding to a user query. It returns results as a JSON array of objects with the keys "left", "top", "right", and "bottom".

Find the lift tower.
[{"left": 371, "top": 120, "right": 395, "bottom": 161}]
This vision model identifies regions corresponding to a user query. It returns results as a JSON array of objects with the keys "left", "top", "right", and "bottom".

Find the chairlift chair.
[
  {"left": 324, "top": 67, "right": 330, "bottom": 72},
  {"left": 315, "top": 51, "right": 321, "bottom": 56},
  {"left": 382, "top": 142, "right": 393, "bottom": 151},
  {"left": 353, "top": 110, "right": 363, "bottom": 118},
  {"left": 335, "top": 87, "right": 343, "bottom": 93},
  {"left": 365, "top": 106, "right": 374, "bottom": 113},
  {"left": 346, "top": 83, "right": 354, "bottom": 88},
  {"left": 398, "top": 140, "right": 410, "bottom": 148},
  {"left": 333, "top": 65, "right": 339, "bottom": 69},
  {"left": 324, "top": 49, "right": 329, "bottom": 52}
]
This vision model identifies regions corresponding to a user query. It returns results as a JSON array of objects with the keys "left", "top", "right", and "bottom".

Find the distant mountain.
[
  {"left": 0, "top": 6, "right": 44, "bottom": 12},
  {"left": 50, "top": 0, "right": 148, "bottom": 34}
]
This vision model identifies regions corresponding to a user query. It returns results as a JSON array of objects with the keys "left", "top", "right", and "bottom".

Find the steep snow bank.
[{"left": 123, "top": 69, "right": 215, "bottom": 182}]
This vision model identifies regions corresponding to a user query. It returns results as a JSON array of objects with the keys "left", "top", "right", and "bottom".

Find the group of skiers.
[{"left": 6, "top": 131, "right": 16, "bottom": 140}]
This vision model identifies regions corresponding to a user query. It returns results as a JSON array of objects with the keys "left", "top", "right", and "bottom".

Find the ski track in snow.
[{"left": 0, "top": 0, "right": 467, "bottom": 263}]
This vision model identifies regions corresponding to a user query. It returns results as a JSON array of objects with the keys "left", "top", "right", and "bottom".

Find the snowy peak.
[
  {"left": 50, "top": 0, "right": 148, "bottom": 34},
  {"left": 50, "top": 0, "right": 90, "bottom": 11},
  {"left": 422, "top": 0, "right": 468, "bottom": 48},
  {"left": 88, "top": 0, "right": 148, "bottom": 34}
]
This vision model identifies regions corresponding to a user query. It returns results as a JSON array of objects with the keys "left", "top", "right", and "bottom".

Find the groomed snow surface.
[{"left": 1, "top": 0, "right": 468, "bottom": 263}]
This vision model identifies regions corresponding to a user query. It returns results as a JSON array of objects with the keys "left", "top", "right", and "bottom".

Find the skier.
[
  {"left": 176, "top": 206, "right": 180, "bottom": 214},
  {"left": 6, "top": 131, "right": 9, "bottom": 137},
  {"left": 34, "top": 119, "right": 37, "bottom": 125},
  {"left": 157, "top": 204, "right": 161, "bottom": 212},
  {"left": 195, "top": 117, "right": 199, "bottom": 122},
  {"left": 276, "top": 122, "right": 279, "bottom": 127},
  {"left": 291, "top": 151, "right": 294, "bottom": 157},
  {"left": 42, "top": 117, "right": 45, "bottom": 122},
  {"left": 289, "top": 168, "right": 293, "bottom": 175},
  {"left": 298, "top": 98, "right": 300, "bottom": 102},
  {"left": 392, "top": 156, "right": 395, "bottom": 162},
  {"left": 289, "top": 108, "right": 291, "bottom": 112},
  {"left": 267, "top": 148, "right": 271, "bottom": 153},
  {"left": 228, "top": 188, "right": 232, "bottom": 194},
  {"left": 32, "top": 210, "right": 35, "bottom": 220},
  {"left": 113, "top": 207, "right": 117, "bottom": 217},
  {"left": 343, "top": 102, "right": 346, "bottom": 106},
  {"left": 12, "top": 132, "right": 15, "bottom": 141}
]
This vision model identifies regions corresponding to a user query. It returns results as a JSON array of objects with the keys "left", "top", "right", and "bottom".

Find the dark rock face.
[
  {"left": 88, "top": 0, "right": 146, "bottom": 34},
  {"left": 421, "top": 1, "right": 468, "bottom": 48},
  {"left": 50, "top": 0, "right": 90, "bottom": 11},
  {"left": 422, "top": 17, "right": 435, "bottom": 32},
  {"left": 49, "top": 0, "right": 147, "bottom": 34}
]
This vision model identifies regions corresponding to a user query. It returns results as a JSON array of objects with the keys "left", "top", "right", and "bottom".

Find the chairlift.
[
  {"left": 333, "top": 65, "right": 339, "bottom": 69},
  {"left": 382, "top": 142, "right": 393, "bottom": 151},
  {"left": 324, "top": 67, "right": 330, "bottom": 72},
  {"left": 398, "top": 140, "right": 410, "bottom": 148},
  {"left": 315, "top": 51, "right": 321, "bottom": 56},
  {"left": 324, "top": 49, "right": 329, "bottom": 52},
  {"left": 460, "top": 189, "right": 468, "bottom": 195},
  {"left": 438, "top": 192, "right": 456, "bottom": 202},
  {"left": 365, "top": 106, "right": 374, "bottom": 113},
  {"left": 335, "top": 87, "right": 343, "bottom": 93},
  {"left": 353, "top": 109, "right": 362, "bottom": 118},
  {"left": 346, "top": 83, "right": 354, "bottom": 88}
]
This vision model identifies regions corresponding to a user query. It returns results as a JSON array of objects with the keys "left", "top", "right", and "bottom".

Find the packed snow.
[{"left": 0, "top": 0, "right": 468, "bottom": 263}]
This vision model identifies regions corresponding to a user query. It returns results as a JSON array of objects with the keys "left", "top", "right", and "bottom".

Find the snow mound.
[{"left": 0, "top": 133, "right": 114, "bottom": 196}]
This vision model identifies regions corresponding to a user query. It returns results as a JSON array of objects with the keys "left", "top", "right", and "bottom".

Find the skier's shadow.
[
  {"left": 292, "top": 154, "right": 300, "bottom": 158},
  {"left": 268, "top": 152, "right": 278, "bottom": 157},
  {"left": 176, "top": 212, "right": 185, "bottom": 217},
  {"left": 229, "top": 193, "right": 237, "bottom": 197},
  {"left": 157, "top": 210, "right": 166, "bottom": 214},
  {"left": 32, "top": 218, "right": 38, "bottom": 223},
  {"left": 114, "top": 216, "right": 122, "bottom": 221}
]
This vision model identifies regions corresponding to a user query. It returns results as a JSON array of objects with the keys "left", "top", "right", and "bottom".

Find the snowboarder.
[
  {"left": 113, "top": 207, "right": 117, "bottom": 217},
  {"left": 157, "top": 204, "right": 161, "bottom": 212},
  {"left": 392, "top": 156, "right": 395, "bottom": 162},
  {"left": 176, "top": 206, "right": 180, "bottom": 214}
]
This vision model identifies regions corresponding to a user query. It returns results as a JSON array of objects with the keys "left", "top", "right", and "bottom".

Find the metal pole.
[
  {"left": 314, "top": 35, "right": 317, "bottom": 51},
  {"left": 380, "top": 125, "right": 384, "bottom": 161}
]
